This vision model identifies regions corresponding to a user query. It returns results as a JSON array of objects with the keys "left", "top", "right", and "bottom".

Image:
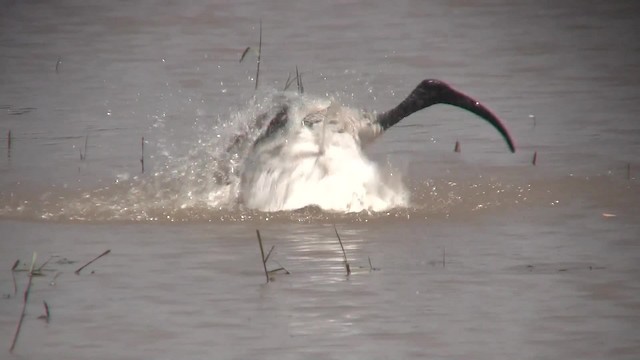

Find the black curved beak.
[
  {"left": 376, "top": 79, "right": 516, "bottom": 153},
  {"left": 442, "top": 87, "right": 515, "bottom": 153}
]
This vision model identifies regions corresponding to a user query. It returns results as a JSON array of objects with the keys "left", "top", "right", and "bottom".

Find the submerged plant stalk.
[
  {"left": 442, "top": 247, "right": 446, "bottom": 268},
  {"left": 334, "top": 225, "right": 351, "bottom": 275},
  {"left": 256, "top": 230, "right": 269, "bottom": 283},
  {"left": 55, "top": 56, "right": 62, "bottom": 73},
  {"left": 11, "top": 259, "right": 19, "bottom": 295},
  {"left": 74, "top": 250, "right": 111, "bottom": 275},
  {"left": 9, "top": 252, "right": 36, "bottom": 353},
  {"left": 255, "top": 20, "right": 262, "bottom": 90}
]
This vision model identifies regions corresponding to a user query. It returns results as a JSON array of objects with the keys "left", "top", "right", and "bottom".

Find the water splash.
[
  {"left": 2, "top": 90, "right": 597, "bottom": 223},
  {"left": 148, "top": 90, "right": 409, "bottom": 213},
  {"left": 237, "top": 92, "right": 406, "bottom": 212},
  {"left": 0, "top": 91, "right": 409, "bottom": 221}
]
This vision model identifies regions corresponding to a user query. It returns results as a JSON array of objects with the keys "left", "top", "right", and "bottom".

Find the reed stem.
[
  {"left": 255, "top": 20, "right": 262, "bottom": 90},
  {"left": 9, "top": 252, "right": 36, "bottom": 353},
  {"left": 11, "top": 259, "right": 19, "bottom": 295},
  {"left": 74, "top": 250, "right": 111, "bottom": 275},
  {"left": 256, "top": 230, "right": 269, "bottom": 283},
  {"left": 334, "top": 225, "right": 351, "bottom": 275}
]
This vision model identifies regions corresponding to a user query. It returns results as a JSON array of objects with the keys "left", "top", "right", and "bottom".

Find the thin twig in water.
[
  {"left": 454, "top": 140, "right": 461, "bottom": 153},
  {"left": 50, "top": 272, "right": 62, "bottom": 286},
  {"left": 334, "top": 225, "right": 351, "bottom": 275},
  {"left": 44, "top": 300, "right": 50, "bottom": 322},
  {"left": 55, "top": 56, "right": 62, "bottom": 73},
  {"left": 295, "top": 66, "right": 304, "bottom": 93},
  {"left": 532, "top": 151, "right": 538, "bottom": 166},
  {"left": 255, "top": 20, "right": 262, "bottom": 90},
  {"left": 239, "top": 46, "right": 251, "bottom": 63},
  {"left": 7, "top": 130, "right": 11, "bottom": 158},
  {"left": 273, "top": 260, "right": 290, "bottom": 274},
  {"left": 368, "top": 256, "right": 380, "bottom": 272},
  {"left": 141, "top": 136, "right": 145, "bottom": 173},
  {"left": 264, "top": 245, "right": 275, "bottom": 264},
  {"left": 284, "top": 72, "right": 295, "bottom": 91},
  {"left": 38, "top": 301, "right": 50, "bottom": 324},
  {"left": 442, "top": 247, "right": 446, "bottom": 268},
  {"left": 36, "top": 256, "right": 53, "bottom": 273},
  {"left": 79, "top": 133, "right": 88, "bottom": 161},
  {"left": 268, "top": 260, "right": 291, "bottom": 275},
  {"left": 260, "top": 242, "right": 290, "bottom": 276},
  {"left": 74, "top": 250, "right": 111, "bottom": 275},
  {"left": 11, "top": 259, "right": 19, "bottom": 295},
  {"left": 9, "top": 252, "right": 37, "bottom": 353},
  {"left": 255, "top": 230, "right": 269, "bottom": 283}
]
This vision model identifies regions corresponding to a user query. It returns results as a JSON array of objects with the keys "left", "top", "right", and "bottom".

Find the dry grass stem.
[
  {"left": 367, "top": 256, "right": 380, "bottom": 271},
  {"left": 264, "top": 245, "right": 275, "bottom": 264},
  {"left": 272, "top": 260, "right": 290, "bottom": 274},
  {"left": 50, "top": 272, "right": 62, "bottom": 286},
  {"left": 442, "top": 247, "right": 446, "bottom": 268},
  {"left": 284, "top": 72, "right": 295, "bottom": 91},
  {"left": 37, "top": 301, "right": 50, "bottom": 324},
  {"left": 295, "top": 66, "right": 304, "bottom": 93},
  {"left": 333, "top": 225, "right": 351, "bottom": 275},
  {"left": 255, "top": 20, "right": 262, "bottom": 90},
  {"left": 55, "top": 56, "right": 62, "bottom": 73},
  {"left": 80, "top": 133, "right": 88, "bottom": 161},
  {"left": 268, "top": 261, "right": 290, "bottom": 275},
  {"left": 11, "top": 259, "right": 19, "bottom": 295},
  {"left": 255, "top": 230, "right": 269, "bottom": 283},
  {"left": 74, "top": 249, "right": 111, "bottom": 275},
  {"left": 9, "top": 252, "right": 37, "bottom": 353},
  {"left": 36, "top": 256, "right": 53, "bottom": 273},
  {"left": 239, "top": 46, "right": 251, "bottom": 63}
]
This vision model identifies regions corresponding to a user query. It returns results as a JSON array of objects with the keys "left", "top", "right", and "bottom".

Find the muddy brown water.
[{"left": 1, "top": 1, "right": 639, "bottom": 359}]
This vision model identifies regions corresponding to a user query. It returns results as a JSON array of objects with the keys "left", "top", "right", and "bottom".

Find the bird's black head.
[{"left": 376, "top": 79, "right": 515, "bottom": 153}]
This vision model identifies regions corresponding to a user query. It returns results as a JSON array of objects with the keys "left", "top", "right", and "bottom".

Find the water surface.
[{"left": 1, "top": 1, "right": 639, "bottom": 359}]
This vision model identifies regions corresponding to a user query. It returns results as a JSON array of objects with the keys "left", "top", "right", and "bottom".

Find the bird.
[
  {"left": 253, "top": 79, "right": 515, "bottom": 152},
  {"left": 236, "top": 79, "right": 516, "bottom": 211}
]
